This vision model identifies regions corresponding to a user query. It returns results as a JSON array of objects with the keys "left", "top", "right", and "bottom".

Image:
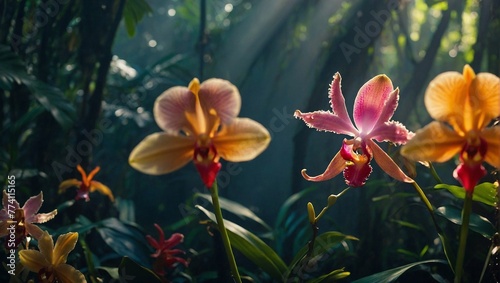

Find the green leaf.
[
  {"left": 351, "top": 259, "right": 447, "bottom": 283},
  {"left": 436, "top": 205, "right": 495, "bottom": 238},
  {"left": 96, "top": 218, "right": 152, "bottom": 265},
  {"left": 434, "top": 182, "right": 496, "bottom": 207},
  {"left": 307, "top": 268, "right": 350, "bottom": 283},
  {"left": 123, "top": 0, "right": 153, "bottom": 37},
  {"left": 195, "top": 193, "right": 272, "bottom": 231},
  {"left": 196, "top": 205, "right": 287, "bottom": 280},
  {"left": 0, "top": 44, "right": 76, "bottom": 129},
  {"left": 118, "top": 256, "right": 162, "bottom": 283}
]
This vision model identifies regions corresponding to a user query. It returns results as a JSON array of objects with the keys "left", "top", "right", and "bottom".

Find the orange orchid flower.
[
  {"left": 128, "top": 78, "right": 271, "bottom": 187},
  {"left": 401, "top": 65, "right": 500, "bottom": 192},
  {"left": 58, "top": 165, "right": 114, "bottom": 202}
]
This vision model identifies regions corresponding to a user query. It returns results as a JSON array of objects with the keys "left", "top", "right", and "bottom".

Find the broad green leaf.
[
  {"left": 434, "top": 182, "right": 496, "bottom": 207},
  {"left": 195, "top": 193, "right": 272, "bottom": 231},
  {"left": 123, "top": 0, "right": 153, "bottom": 37},
  {"left": 96, "top": 218, "right": 152, "bottom": 265},
  {"left": 436, "top": 206, "right": 495, "bottom": 238},
  {"left": 118, "top": 256, "right": 162, "bottom": 283},
  {"left": 307, "top": 268, "right": 350, "bottom": 283},
  {"left": 196, "top": 205, "right": 287, "bottom": 280},
  {"left": 351, "top": 259, "right": 447, "bottom": 283}
]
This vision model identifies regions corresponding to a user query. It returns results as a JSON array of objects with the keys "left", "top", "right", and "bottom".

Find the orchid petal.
[
  {"left": 19, "top": 250, "right": 50, "bottom": 272},
  {"left": 86, "top": 166, "right": 100, "bottom": 183},
  {"left": 199, "top": 78, "right": 241, "bottom": 126},
  {"left": 3, "top": 190, "right": 20, "bottom": 210},
  {"left": 22, "top": 192, "right": 43, "bottom": 221},
  {"left": 53, "top": 232, "right": 78, "bottom": 265},
  {"left": 129, "top": 132, "right": 194, "bottom": 175},
  {"left": 213, "top": 118, "right": 271, "bottom": 162},
  {"left": 26, "top": 223, "right": 45, "bottom": 240},
  {"left": 294, "top": 110, "right": 358, "bottom": 136},
  {"left": 482, "top": 127, "right": 500, "bottom": 168},
  {"left": 58, "top": 179, "right": 82, "bottom": 194},
  {"left": 343, "top": 159, "right": 372, "bottom": 187},
  {"left": 54, "top": 264, "right": 87, "bottom": 283},
  {"left": 367, "top": 139, "right": 413, "bottom": 183},
  {"left": 37, "top": 231, "right": 54, "bottom": 263},
  {"left": 353, "top": 74, "right": 395, "bottom": 133},
  {"left": 301, "top": 150, "right": 345, "bottom": 182},
  {"left": 328, "top": 73, "right": 358, "bottom": 133},
  {"left": 369, "top": 121, "right": 413, "bottom": 145},
  {"left": 424, "top": 70, "right": 468, "bottom": 134},
  {"left": 469, "top": 72, "right": 500, "bottom": 129},
  {"left": 164, "top": 233, "right": 185, "bottom": 249},
  {"left": 401, "top": 121, "right": 464, "bottom": 162},
  {"left": 154, "top": 86, "right": 197, "bottom": 134},
  {"left": 373, "top": 87, "right": 400, "bottom": 126},
  {"left": 90, "top": 181, "right": 115, "bottom": 202},
  {"left": 31, "top": 208, "right": 57, "bottom": 224}
]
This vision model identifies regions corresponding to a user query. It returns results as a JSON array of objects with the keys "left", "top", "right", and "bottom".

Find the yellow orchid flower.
[
  {"left": 58, "top": 165, "right": 114, "bottom": 202},
  {"left": 129, "top": 78, "right": 271, "bottom": 187},
  {"left": 19, "top": 231, "right": 86, "bottom": 283},
  {"left": 401, "top": 64, "right": 500, "bottom": 192}
]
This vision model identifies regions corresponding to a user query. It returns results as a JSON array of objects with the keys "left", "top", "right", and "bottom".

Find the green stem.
[
  {"left": 210, "top": 180, "right": 242, "bottom": 283},
  {"left": 454, "top": 191, "right": 473, "bottom": 283},
  {"left": 411, "top": 181, "right": 455, "bottom": 271},
  {"left": 428, "top": 162, "right": 443, "bottom": 184}
]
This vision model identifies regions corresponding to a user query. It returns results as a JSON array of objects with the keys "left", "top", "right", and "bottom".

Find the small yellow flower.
[
  {"left": 59, "top": 165, "right": 114, "bottom": 202},
  {"left": 19, "top": 231, "right": 86, "bottom": 283}
]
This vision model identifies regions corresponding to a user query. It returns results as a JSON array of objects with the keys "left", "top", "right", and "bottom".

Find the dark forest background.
[{"left": 1, "top": 0, "right": 499, "bottom": 281}]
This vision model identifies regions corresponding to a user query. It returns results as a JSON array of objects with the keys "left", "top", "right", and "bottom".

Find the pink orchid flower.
[
  {"left": 295, "top": 72, "right": 413, "bottom": 187},
  {"left": 0, "top": 191, "right": 57, "bottom": 246},
  {"left": 146, "top": 223, "right": 188, "bottom": 276}
]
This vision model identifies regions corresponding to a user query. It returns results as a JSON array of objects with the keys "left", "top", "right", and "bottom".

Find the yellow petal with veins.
[
  {"left": 19, "top": 250, "right": 50, "bottom": 272},
  {"left": 129, "top": 132, "right": 194, "bottom": 175},
  {"left": 482, "top": 127, "right": 500, "bottom": 168},
  {"left": 401, "top": 121, "right": 464, "bottom": 162},
  {"left": 469, "top": 72, "right": 500, "bottom": 129},
  {"left": 53, "top": 232, "right": 78, "bottom": 266},
  {"left": 38, "top": 231, "right": 54, "bottom": 263},
  {"left": 55, "top": 264, "right": 87, "bottom": 283},
  {"left": 213, "top": 118, "right": 270, "bottom": 162},
  {"left": 424, "top": 71, "right": 467, "bottom": 135}
]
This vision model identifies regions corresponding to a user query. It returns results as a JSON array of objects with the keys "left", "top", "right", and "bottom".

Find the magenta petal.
[
  {"left": 329, "top": 73, "right": 357, "bottom": 130},
  {"left": 353, "top": 75, "right": 395, "bottom": 134},
  {"left": 301, "top": 150, "right": 345, "bottom": 182},
  {"left": 22, "top": 192, "right": 44, "bottom": 222},
  {"left": 369, "top": 121, "right": 413, "bottom": 145},
  {"left": 294, "top": 110, "right": 358, "bottom": 136},
  {"left": 343, "top": 161, "right": 372, "bottom": 187},
  {"left": 373, "top": 88, "right": 399, "bottom": 125},
  {"left": 453, "top": 163, "right": 487, "bottom": 193}
]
